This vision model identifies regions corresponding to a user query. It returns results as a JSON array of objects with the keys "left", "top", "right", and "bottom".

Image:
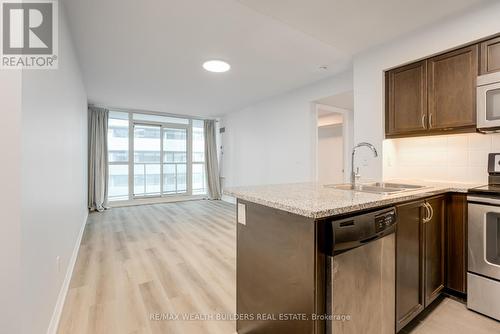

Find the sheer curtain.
[
  {"left": 88, "top": 106, "right": 109, "bottom": 211},
  {"left": 204, "top": 120, "right": 222, "bottom": 200}
]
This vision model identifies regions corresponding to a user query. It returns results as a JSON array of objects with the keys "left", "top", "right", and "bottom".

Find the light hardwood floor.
[
  {"left": 58, "top": 200, "right": 500, "bottom": 334},
  {"left": 404, "top": 296, "right": 500, "bottom": 334},
  {"left": 57, "top": 200, "right": 236, "bottom": 334}
]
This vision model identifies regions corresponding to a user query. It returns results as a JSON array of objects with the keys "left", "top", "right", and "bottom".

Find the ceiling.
[
  {"left": 237, "top": 0, "right": 489, "bottom": 55},
  {"left": 64, "top": 0, "right": 489, "bottom": 117}
]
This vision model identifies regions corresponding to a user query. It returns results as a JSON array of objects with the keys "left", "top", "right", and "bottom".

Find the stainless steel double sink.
[{"left": 325, "top": 182, "right": 426, "bottom": 195}]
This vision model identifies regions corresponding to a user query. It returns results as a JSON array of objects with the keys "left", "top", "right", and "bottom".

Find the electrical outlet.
[
  {"left": 237, "top": 203, "right": 246, "bottom": 225},
  {"left": 56, "top": 256, "right": 61, "bottom": 273}
]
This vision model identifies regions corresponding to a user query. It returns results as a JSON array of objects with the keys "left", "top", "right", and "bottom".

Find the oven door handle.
[{"left": 468, "top": 196, "right": 500, "bottom": 206}]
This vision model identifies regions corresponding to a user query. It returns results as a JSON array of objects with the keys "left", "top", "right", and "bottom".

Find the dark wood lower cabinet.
[
  {"left": 424, "top": 196, "right": 446, "bottom": 305},
  {"left": 446, "top": 194, "right": 468, "bottom": 294},
  {"left": 396, "top": 195, "right": 446, "bottom": 332},
  {"left": 396, "top": 200, "right": 425, "bottom": 332},
  {"left": 236, "top": 200, "right": 324, "bottom": 334}
]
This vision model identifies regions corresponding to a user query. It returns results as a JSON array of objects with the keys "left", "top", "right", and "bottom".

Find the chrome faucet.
[{"left": 351, "top": 142, "right": 378, "bottom": 186}]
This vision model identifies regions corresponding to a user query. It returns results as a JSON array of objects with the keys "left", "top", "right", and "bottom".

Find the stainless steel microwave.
[{"left": 477, "top": 71, "right": 500, "bottom": 132}]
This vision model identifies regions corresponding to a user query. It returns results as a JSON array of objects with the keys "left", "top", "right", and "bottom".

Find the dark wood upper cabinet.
[
  {"left": 396, "top": 200, "right": 425, "bottom": 332},
  {"left": 446, "top": 193, "right": 467, "bottom": 294},
  {"left": 480, "top": 36, "right": 500, "bottom": 75},
  {"left": 385, "top": 41, "right": 482, "bottom": 138},
  {"left": 424, "top": 196, "right": 446, "bottom": 306},
  {"left": 386, "top": 61, "right": 428, "bottom": 136},
  {"left": 427, "top": 45, "right": 478, "bottom": 130}
]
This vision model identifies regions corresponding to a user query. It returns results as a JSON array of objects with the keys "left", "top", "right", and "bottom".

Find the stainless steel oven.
[
  {"left": 477, "top": 71, "right": 500, "bottom": 132},
  {"left": 467, "top": 195, "right": 500, "bottom": 320}
]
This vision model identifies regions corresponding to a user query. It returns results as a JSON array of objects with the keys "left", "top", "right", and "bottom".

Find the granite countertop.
[{"left": 224, "top": 180, "right": 480, "bottom": 219}]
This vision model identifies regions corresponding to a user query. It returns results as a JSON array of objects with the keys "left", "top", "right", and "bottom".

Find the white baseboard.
[
  {"left": 222, "top": 194, "right": 236, "bottom": 204},
  {"left": 46, "top": 212, "right": 88, "bottom": 334}
]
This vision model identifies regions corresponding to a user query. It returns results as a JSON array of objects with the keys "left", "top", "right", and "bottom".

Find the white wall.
[
  {"left": 18, "top": 4, "right": 88, "bottom": 334},
  {"left": 353, "top": 1, "right": 500, "bottom": 182},
  {"left": 0, "top": 71, "right": 22, "bottom": 334},
  {"left": 318, "top": 124, "right": 344, "bottom": 184},
  {"left": 221, "top": 71, "right": 352, "bottom": 187}
]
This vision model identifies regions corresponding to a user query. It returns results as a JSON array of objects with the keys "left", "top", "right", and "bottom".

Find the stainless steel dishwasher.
[{"left": 326, "top": 207, "right": 397, "bottom": 334}]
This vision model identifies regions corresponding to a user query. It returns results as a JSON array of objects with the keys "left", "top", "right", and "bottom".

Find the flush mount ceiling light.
[{"left": 203, "top": 60, "right": 231, "bottom": 73}]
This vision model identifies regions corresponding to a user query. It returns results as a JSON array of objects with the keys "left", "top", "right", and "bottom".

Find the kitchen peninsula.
[{"left": 226, "top": 181, "right": 475, "bottom": 334}]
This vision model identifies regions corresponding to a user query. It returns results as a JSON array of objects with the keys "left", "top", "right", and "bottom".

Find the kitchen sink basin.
[
  {"left": 369, "top": 182, "right": 425, "bottom": 190},
  {"left": 325, "top": 182, "right": 426, "bottom": 195}
]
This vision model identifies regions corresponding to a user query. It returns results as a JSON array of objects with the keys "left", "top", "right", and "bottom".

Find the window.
[
  {"left": 163, "top": 128, "right": 187, "bottom": 194},
  {"left": 108, "top": 111, "right": 129, "bottom": 201},
  {"left": 192, "top": 120, "right": 206, "bottom": 195},
  {"left": 107, "top": 111, "right": 208, "bottom": 202},
  {"left": 134, "top": 125, "right": 161, "bottom": 197}
]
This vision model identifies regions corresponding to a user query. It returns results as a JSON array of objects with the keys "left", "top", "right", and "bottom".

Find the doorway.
[
  {"left": 316, "top": 108, "right": 344, "bottom": 184},
  {"left": 314, "top": 91, "right": 353, "bottom": 185}
]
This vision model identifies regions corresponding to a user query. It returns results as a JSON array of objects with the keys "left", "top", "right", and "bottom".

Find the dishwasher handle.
[{"left": 360, "top": 234, "right": 382, "bottom": 244}]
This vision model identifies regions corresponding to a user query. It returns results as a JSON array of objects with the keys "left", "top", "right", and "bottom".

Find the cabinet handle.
[
  {"left": 422, "top": 203, "right": 430, "bottom": 223},
  {"left": 421, "top": 114, "right": 426, "bottom": 129},
  {"left": 427, "top": 202, "right": 434, "bottom": 221},
  {"left": 429, "top": 114, "right": 433, "bottom": 129}
]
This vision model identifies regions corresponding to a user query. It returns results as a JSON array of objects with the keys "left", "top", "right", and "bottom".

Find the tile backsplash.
[{"left": 383, "top": 133, "right": 500, "bottom": 184}]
